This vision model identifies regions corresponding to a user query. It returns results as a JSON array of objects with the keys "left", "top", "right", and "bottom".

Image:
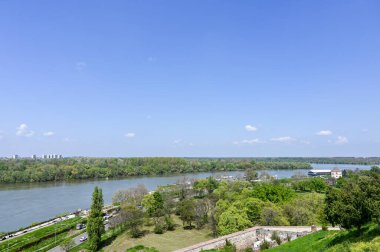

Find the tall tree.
[
  {"left": 87, "top": 186, "right": 105, "bottom": 251},
  {"left": 178, "top": 198, "right": 196, "bottom": 228},
  {"left": 324, "top": 181, "right": 371, "bottom": 231},
  {"left": 123, "top": 204, "right": 144, "bottom": 238},
  {"left": 245, "top": 168, "right": 258, "bottom": 182}
]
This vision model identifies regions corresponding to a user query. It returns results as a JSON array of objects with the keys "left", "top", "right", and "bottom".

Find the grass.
[
  {"left": 126, "top": 245, "right": 160, "bottom": 252},
  {"left": 0, "top": 217, "right": 82, "bottom": 252},
  {"left": 103, "top": 216, "right": 213, "bottom": 252},
  {"left": 24, "top": 229, "right": 86, "bottom": 252},
  {"left": 268, "top": 223, "right": 380, "bottom": 252}
]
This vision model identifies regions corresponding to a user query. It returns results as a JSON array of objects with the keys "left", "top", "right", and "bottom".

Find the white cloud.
[
  {"left": 173, "top": 139, "right": 194, "bottom": 147},
  {"left": 76, "top": 61, "right": 87, "bottom": 70},
  {"left": 125, "top": 133, "right": 136, "bottom": 138},
  {"left": 316, "top": 130, "right": 332, "bottom": 136},
  {"left": 0, "top": 131, "right": 4, "bottom": 140},
  {"left": 173, "top": 139, "right": 182, "bottom": 144},
  {"left": 245, "top": 125, "right": 257, "bottom": 132},
  {"left": 16, "top": 124, "right": 35, "bottom": 137},
  {"left": 234, "top": 139, "right": 264, "bottom": 145},
  {"left": 335, "top": 136, "right": 348, "bottom": 145},
  {"left": 62, "top": 137, "right": 70, "bottom": 142},
  {"left": 362, "top": 129, "right": 369, "bottom": 133},
  {"left": 43, "top": 131, "right": 55, "bottom": 137},
  {"left": 270, "top": 136, "right": 297, "bottom": 143},
  {"left": 300, "top": 140, "right": 311, "bottom": 145}
]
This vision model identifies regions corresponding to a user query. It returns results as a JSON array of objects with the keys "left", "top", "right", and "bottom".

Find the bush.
[
  {"left": 286, "top": 233, "right": 292, "bottom": 242},
  {"left": 271, "top": 231, "right": 282, "bottom": 245},
  {"left": 223, "top": 240, "right": 236, "bottom": 252},
  {"left": 260, "top": 240, "right": 271, "bottom": 250},
  {"left": 165, "top": 216, "right": 175, "bottom": 231},
  {"left": 322, "top": 225, "right": 328, "bottom": 231}
]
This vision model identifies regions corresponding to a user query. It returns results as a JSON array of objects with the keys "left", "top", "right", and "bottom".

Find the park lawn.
[
  {"left": 268, "top": 223, "right": 380, "bottom": 252},
  {"left": 104, "top": 217, "right": 213, "bottom": 252}
]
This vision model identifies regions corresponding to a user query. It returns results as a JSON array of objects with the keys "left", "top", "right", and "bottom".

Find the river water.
[{"left": 0, "top": 163, "right": 372, "bottom": 232}]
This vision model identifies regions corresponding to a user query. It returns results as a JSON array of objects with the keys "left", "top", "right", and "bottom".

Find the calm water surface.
[{"left": 0, "top": 163, "right": 372, "bottom": 232}]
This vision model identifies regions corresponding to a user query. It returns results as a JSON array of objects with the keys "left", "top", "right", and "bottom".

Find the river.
[{"left": 0, "top": 163, "right": 372, "bottom": 232}]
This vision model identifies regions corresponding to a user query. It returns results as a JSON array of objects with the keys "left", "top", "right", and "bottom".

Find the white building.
[
  {"left": 41, "top": 154, "right": 63, "bottom": 159},
  {"left": 308, "top": 169, "right": 331, "bottom": 177},
  {"left": 12, "top": 154, "right": 19, "bottom": 159},
  {"left": 331, "top": 168, "right": 342, "bottom": 179}
]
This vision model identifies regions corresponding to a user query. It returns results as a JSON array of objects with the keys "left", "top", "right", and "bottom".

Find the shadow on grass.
[{"left": 327, "top": 224, "right": 380, "bottom": 248}]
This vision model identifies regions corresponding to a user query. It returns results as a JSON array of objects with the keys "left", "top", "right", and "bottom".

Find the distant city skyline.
[{"left": 1, "top": 1, "right": 379, "bottom": 157}]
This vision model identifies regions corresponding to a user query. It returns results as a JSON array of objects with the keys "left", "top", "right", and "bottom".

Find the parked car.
[
  {"left": 76, "top": 223, "right": 85, "bottom": 230},
  {"left": 79, "top": 236, "right": 87, "bottom": 242}
]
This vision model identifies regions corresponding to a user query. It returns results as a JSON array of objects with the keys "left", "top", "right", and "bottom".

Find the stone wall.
[{"left": 174, "top": 226, "right": 316, "bottom": 252}]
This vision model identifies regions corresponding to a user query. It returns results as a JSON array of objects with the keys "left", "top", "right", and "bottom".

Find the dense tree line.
[
  {"left": 249, "top": 157, "right": 380, "bottom": 165},
  {"left": 0, "top": 158, "right": 311, "bottom": 183}
]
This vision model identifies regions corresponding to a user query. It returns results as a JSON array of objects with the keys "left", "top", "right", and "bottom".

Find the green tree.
[
  {"left": 309, "top": 177, "right": 327, "bottom": 192},
  {"left": 360, "top": 173, "right": 380, "bottom": 231},
  {"left": 178, "top": 198, "right": 196, "bottom": 228},
  {"left": 124, "top": 204, "right": 144, "bottom": 237},
  {"left": 194, "top": 199, "right": 209, "bottom": 229},
  {"left": 242, "top": 198, "right": 265, "bottom": 224},
  {"left": 251, "top": 184, "right": 295, "bottom": 203},
  {"left": 324, "top": 181, "right": 371, "bottom": 231},
  {"left": 260, "top": 206, "right": 289, "bottom": 226},
  {"left": 152, "top": 192, "right": 164, "bottom": 215},
  {"left": 87, "top": 186, "right": 105, "bottom": 251},
  {"left": 206, "top": 176, "right": 219, "bottom": 194},
  {"left": 245, "top": 168, "right": 258, "bottom": 182},
  {"left": 142, "top": 192, "right": 164, "bottom": 217},
  {"left": 217, "top": 206, "right": 252, "bottom": 235}
]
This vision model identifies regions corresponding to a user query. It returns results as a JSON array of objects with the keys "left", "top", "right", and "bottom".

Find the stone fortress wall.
[{"left": 174, "top": 226, "right": 319, "bottom": 252}]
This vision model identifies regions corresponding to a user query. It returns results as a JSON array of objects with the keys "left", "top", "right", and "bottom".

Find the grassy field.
[
  {"left": 268, "top": 224, "right": 380, "bottom": 252},
  {"left": 103, "top": 216, "right": 213, "bottom": 252},
  {"left": 0, "top": 217, "right": 82, "bottom": 252}
]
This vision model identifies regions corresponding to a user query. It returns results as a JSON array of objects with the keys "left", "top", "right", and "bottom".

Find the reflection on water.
[{"left": 0, "top": 164, "right": 371, "bottom": 232}]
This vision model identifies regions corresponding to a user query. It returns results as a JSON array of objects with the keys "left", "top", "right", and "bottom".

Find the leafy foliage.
[
  {"left": 0, "top": 158, "right": 311, "bottom": 183},
  {"left": 87, "top": 186, "right": 105, "bottom": 251},
  {"left": 217, "top": 206, "right": 252, "bottom": 235},
  {"left": 251, "top": 183, "right": 295, "bottom": 203}
]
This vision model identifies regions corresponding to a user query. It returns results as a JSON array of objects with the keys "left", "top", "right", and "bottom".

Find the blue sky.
[{"left": 0, "top": 0, "right": 379, "bottom": 157}]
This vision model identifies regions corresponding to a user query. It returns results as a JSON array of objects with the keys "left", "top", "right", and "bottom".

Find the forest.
[{"left": 0, "top": 157, "right": 311, "bottom": 183}]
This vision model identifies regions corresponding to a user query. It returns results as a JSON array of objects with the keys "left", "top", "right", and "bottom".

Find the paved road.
[
  {"left": 47, "top": 232, "right": 87, "bottom": 252},
  {"left": 0, "top": 215, "right": 77, "bottom": 244},
  {"left": 47, "top": 223, "right": 109, "bottom": 252}
]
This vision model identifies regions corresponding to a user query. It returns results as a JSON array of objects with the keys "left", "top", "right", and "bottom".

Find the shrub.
[
  {"left": 271, "top": 231, "right": 282, "bottom": 245},
  {"left": 260, "top": 240, "right": 271, "bottom": 250},
  {"left": 223, "top": 240, "right": 236, "bottom": 252},
  {"left": 165, "top": 216, "right": 175, "bottom": 231},
  {"left": 153, "top": 217, "right": 166, "bottom": 234}
]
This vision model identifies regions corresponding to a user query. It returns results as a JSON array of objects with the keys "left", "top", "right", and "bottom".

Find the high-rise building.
[
  {"left": 12, "top": 154, "right": 19, "bottom": 159},
  {"left": 31, "top": 154, "right": 37, "bottom": 159}
]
